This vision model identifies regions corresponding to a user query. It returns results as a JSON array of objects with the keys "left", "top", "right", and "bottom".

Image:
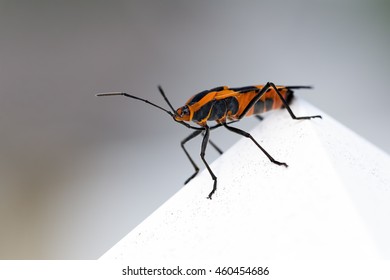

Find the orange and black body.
[
  {"left": 97, "top": 82, "right": 321, "bottom": 199},
  {"left": 174, "top": 85, "right": 297, "bottom": 126}
]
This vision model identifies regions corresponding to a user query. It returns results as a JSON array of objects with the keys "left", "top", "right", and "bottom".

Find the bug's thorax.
[
  {"left": 175, "top": 90, "right": 240, "bottom": 126},
  {"left": 173, "top": 90, "right": 219, "bottom": 124}
]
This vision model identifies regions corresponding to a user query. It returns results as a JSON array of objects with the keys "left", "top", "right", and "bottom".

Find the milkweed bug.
[{"left": 97, "top": 82, "right": 321, "bottom": 199}]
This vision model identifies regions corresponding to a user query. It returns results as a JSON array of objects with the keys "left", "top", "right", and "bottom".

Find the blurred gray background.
[{"left": 0, "top": 0, "right": 389, "bottom": 259}]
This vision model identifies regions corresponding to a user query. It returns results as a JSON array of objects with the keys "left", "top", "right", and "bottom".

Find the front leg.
[{"left": 200, "top": 125, "right": 218, "bottom": 199}]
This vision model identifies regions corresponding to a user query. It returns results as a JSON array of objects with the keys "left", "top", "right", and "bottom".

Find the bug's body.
[
  {"left": 175, "top": 85, "right": 293, "bottom": 126},
  {"left": 97, "top": 82, "right": 321, "bottom": 199}
]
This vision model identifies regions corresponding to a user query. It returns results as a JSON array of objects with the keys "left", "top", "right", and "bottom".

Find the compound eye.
[
  {"left": 181, "top": 106, "right": 190, "bottom": 116},
  {"left": 176, "top": 105, "right": 190, "bottom": 118},
  {"left": 175, "top": 105, "right": 191, "bottom": 120}
]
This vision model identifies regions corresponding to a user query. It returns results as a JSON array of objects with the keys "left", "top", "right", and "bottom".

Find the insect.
[{"left": 97, "top": 82, "right": 321, "bottom": 199}]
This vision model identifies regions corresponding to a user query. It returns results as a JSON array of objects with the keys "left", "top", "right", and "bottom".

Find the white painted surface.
[{"left": 101, "top": 98, "right": 390, "bottom": 260}]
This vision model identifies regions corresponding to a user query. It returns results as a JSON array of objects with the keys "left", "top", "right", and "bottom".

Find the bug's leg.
[
  {"left": 238, "top": 86, "right": 269, "bottom": 119},
  {"left": 255, "top": 115, "right": 264, "bottom": 121},
  {"left": 204, "top": 133, "right": 223, "bottom": 155},
  {"left": 200, "top": 126, "right": 218, "bottom": 199},
  {"left": 208, "top": 138, "right": 223, "bottom": 155},
  {"left": 205, "top": 120, "right": 242, "bottom": 155},
  {"left": 268, "top": 82, "right": 322, "bottom": 120},
  {"left": 222, "top": 122, "right": 288, "bottom": 167},
  {"left": 238, "top": 83, "right": 321, "bottom": 120},
  {"left": 205, "top": 120, "right": 240, "bottom": 155},
  {"left": 181, "top": 130, "right": 203, "bottom": 184}
]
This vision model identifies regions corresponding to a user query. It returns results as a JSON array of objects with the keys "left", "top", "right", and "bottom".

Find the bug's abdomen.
[
  {"left": 247, "top": 87, "right": 293, "bottom": 117},
  {"left": 211, "top": 97, "right": 239, "bottom": 120}
]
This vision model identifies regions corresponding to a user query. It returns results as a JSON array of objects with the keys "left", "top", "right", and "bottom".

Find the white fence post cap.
[{"left": 101, "top": 98, "right": 390, "bottom": 260}]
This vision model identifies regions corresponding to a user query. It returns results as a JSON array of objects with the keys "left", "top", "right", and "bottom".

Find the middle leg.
[{"left": 222, "top": 122, "right": 288, "bottom": 167}]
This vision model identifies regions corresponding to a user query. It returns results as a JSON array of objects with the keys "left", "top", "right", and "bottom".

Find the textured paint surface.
[
  {"left": 0, "top": 1, "right": 389, "bottom": 259},
  {"left": 102, "top": 99, "right": 390, "bottom": 260}
]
